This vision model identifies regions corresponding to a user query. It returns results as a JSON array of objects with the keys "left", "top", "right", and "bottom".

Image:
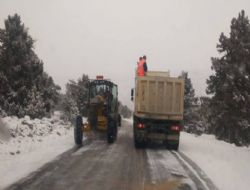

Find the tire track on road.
[{"left": 171, "top": 151, "right": 219, "bottom": 190}]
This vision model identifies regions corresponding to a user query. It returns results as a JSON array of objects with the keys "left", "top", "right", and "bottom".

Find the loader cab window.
[
  {"left": 90, "top": 83, "right": 111, "bottom": 99},
  {"left": 111, "top": 85, "right": 118, "bottom": 112},
  {"left": 112, "top": 85, "right": 118, "bottom": 100}
]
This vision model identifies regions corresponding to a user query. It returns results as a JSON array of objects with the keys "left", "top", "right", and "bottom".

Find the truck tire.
[
  {"left": 134, "top": 138, "right": 145, "bottom": 149},
  {"left": 168, "top": 141, "right": 179, "bottom": 151},
  {"left": 107, "top": 120, "right": 115, "bottom": 144},
  {"left": 134, "top": 133, "right": 145, "bottom": 148},
  {"left": 74, "top": 115, "right": 83, "bottom": 145},
  {"left": 133, "top": 119, "right": 145, "bottom": 148}
]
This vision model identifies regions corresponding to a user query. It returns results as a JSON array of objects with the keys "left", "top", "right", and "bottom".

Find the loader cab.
[{"left": 88, "top": 78, "right": 118, "bottom": 113}]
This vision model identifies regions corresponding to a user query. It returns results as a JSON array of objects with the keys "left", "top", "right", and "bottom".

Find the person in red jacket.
[
  {"left": 137, "top": 57, "right": 145, "bottom": 76},
  {"left": 137, "top": 55, "right": 148, "bottom": 76}
]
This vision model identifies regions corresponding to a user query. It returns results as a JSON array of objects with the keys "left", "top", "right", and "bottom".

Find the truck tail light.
[
  {"left": 171, "top": 125, "right": 181, "bottom": 131},
  {"left": 137, "top": 123, "right": 145, "bottom": 129}
]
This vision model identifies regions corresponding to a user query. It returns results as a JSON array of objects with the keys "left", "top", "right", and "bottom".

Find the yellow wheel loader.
[{"left": 74, "top": 76, "right": 121, "bottom": 145}]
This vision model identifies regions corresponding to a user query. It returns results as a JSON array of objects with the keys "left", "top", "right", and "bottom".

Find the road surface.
[{"left": 6, "top": 120, "right": 218, "bottom": 190}]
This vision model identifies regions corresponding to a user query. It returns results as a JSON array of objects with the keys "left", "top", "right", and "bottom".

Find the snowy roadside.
[
  {"left": 124, "top": 119, "right": 250, "bottom": 190},
  {"left": 0, "top": 112, "right": 76, "bottom": 189},
  {"left": 180, "top": 132, "right": 250, "bottom": 190}
]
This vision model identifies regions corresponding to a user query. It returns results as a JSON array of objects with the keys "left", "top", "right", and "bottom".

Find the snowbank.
[
  {"left": 180, "top": 132, "right": 250, "bottom": 190},
  {"left": 0, "top": 112, "right": 75, "bottom": 189}
]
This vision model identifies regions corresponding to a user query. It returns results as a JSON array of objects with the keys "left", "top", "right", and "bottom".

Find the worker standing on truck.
[
  {"left": 142, "top": 55, "right": 148, "bottom": 73},
  {"left": 137, "top": 57, "right": 145, "bottom": 76},
  {"left": 137, "top": 56, "right": 148, "bottom": 76}
]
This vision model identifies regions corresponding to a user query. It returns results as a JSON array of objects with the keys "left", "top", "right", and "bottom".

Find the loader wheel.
[
  {"left": 107, "top": 120, "right": 115, "bottom": 144},
  {"left": 118, "top": 114, "right": 121, "bottom": 127},
  {"left": 74, "top": 115, "right": 83, "bottom": 145}
]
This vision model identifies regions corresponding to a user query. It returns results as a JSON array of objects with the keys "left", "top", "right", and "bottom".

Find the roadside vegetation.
[
  {"left": 0, "top": 14, "right": 131, "bottom": 123},
  {"left": 0, "top": 14, "right": 60, "bottom": 119},
  {"left": 183, "top": 10, "right": 250, "bottom": 146},
  {"left": 1, "top": 11, "right": 250, "bottom": 146}
]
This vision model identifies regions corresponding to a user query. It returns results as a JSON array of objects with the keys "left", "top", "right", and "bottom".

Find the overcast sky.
[{"left": 1, "top": 0, "right": 250, "bottom": 108}]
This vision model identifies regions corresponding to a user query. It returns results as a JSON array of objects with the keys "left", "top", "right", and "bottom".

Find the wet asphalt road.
[{"left": 6, "top": 120, "right": 218, "bottom": 190}]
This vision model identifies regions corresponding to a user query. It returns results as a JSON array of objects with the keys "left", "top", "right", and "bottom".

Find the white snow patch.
[
  {"left": 180, "top": 132, "right": 250, "bottom": 190},
  {"left": 122, "top": 117, "right": 133, "bottom": 124},
  {"left": 72, "top": 146, "right": 90, "bottom": 156},
  {"left": 0, "top": 112, "right": 81, "bottom": 189}
]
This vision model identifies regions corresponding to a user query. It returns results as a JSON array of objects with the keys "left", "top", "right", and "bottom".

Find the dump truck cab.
[
  {"left": 132, "top": 71, "right": 184, "bottom": 150},
  {"left": 74, "top": 76, "right": 120, "bottom": 145}
]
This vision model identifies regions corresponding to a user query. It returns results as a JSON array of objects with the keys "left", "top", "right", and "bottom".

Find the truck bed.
[{"left": 134, "top": 71, "right": 184, "bottom": 121}]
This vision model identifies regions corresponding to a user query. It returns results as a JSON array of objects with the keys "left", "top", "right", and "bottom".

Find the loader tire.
[
  {"left": 107, "top": 120, "right": 115, "bottom": 144},
  {"left": 118, "top": 114, "right": 121, "bottom": 127},
  {"left": 74, "top": 115, "right": 83, "bottom": 145}
]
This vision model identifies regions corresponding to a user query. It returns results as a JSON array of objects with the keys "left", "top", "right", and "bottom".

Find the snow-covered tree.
[
  {"left": 180, "top": 72, "right": 199, "bottom": 128},
  {"left": 37, "top": 72, "right": 61, "bottom": 114},
  {"left": 207, "top": 10, "right": 250, "bottom": 145},
  {"left": 118, "top": 101, "right": 132, "bottom": 118},
  {"left": 61, "top": 74, "right": 89, "bottom": 121},
  {"left": 25, "top": 87, "right": 45, "bottom": 119},
  {"left": 0, "top": 14, "right": 60, "bottom": 118},
  {"left": 61, "top": 94, "right": 79, "bottom": 122},
  {"left": 198, "top": 96, "right": 212, "bottom": 133}
]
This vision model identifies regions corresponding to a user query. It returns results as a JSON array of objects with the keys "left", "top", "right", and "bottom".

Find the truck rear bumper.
[{"left": 136, "top": 130, "right": 179, "bottom": 141}]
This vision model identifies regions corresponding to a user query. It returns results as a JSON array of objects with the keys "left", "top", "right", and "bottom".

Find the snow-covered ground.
[
  {"left": 0, "top": 112, "right": 75, "bottom": 189},
  {"left": 1, "top": 116, "right": 249, "bottom": 190},
  {"left": 180, "top": 132, "right": 250, "bottom": 190},
  {"left": 125, "top": 119, "right": 249, "bottom": 190}
]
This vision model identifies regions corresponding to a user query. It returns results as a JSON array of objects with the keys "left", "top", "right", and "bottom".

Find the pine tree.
[
  {"left": 118, "top": 101, "right": 132, "bottom": 118},
  {"left": 62, "top": 74, "right": 89, "bottom": 120},
  {"left": 0, "top": 14, "right": 43, "bottom": 116},
  {"left": 181, "top": 72, "right": 198, "bottom": 125},
  {"left": 207, "top": 10, "right": 250, "bottom": 145},
  {"left": 0, "top": 14, "right": 60, "bottom": 118},
  {"left": 25, "top": 86, "right": 45, "bottom": 118},
  {"left": 198, "top": 96, "right": 212, "bottom": 133},
  {"left": 37, "top": 72, "right": 61, "bottom": 114},
  {"left": 75, "top": 74, "right": 89, "bottom": 116}
]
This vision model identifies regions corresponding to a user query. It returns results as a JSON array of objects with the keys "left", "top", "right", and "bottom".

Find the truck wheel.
[
  {"left": 134, "top": 136, "right": 145, "bottom": 149},
  {"left": 107, "top": 120, "right": 115, "bottom": 144},
  {"left": 168, "top": 141, "right": 179, "bottom": 151},
  {"left": 74, "top": 115, "right": 83, "bottom": 145}
]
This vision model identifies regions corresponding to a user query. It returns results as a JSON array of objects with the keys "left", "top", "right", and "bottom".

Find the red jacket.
[{"left": 137, "top": 60, "right": 145, "bottom": 76}]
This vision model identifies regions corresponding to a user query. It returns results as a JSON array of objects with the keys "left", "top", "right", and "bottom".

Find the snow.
[
  {"left": 180, "top": 132, "right": 250, "bottom": 190},
  {"left": 1, "top": 116, "right": 249, "bottom": 190},
  {"left": 122, "top": 117, "right": 133, "bottom": 124},
  {"left": 125, "top": 118, "right": 250, "bottom": 190},
  {"left": 146, "top": 150, "right": 196, "bottom": 189},
  {"left": 0, "top": 112, "right": 76, "bottom": 189}
]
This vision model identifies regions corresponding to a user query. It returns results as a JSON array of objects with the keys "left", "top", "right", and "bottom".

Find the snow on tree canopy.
[
  {"left": 206, "top": 10, "right": 250, "bottom": 146},
  {"left": 0, "top": 14, "right": 60, "bottom": 118}
]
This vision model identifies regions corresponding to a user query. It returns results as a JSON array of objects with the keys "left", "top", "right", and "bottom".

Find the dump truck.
[
  {"left": 131, "top": 71, "right": 184, "bottom": 150},
  {"left": 74, "top": 76, "right": 121, "bottom": 145}
]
